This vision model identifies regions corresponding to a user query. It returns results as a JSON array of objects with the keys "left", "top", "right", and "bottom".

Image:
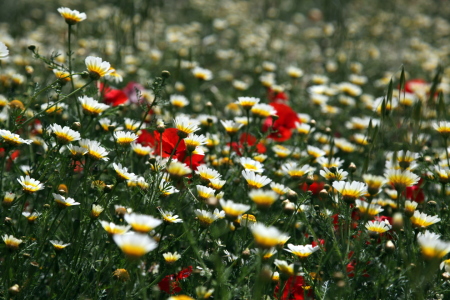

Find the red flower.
[
  {"left": 346, "top": 251, "right": 370, "bottom": 278},
  {"left": 0, "top": 149, "right": 20, "bottom": 171},
  {"left": 268, "top": 88, "right": 289, "bottom": 102},
  {"left": 136, "top": 129, "right": 157, "bottom": 147},
  {"left": 403, "top": 79, "right": 439, "bottom": 99},
  {"left": 311, "top": 239, "right": 325, "bottom": 248},
  {"left": 103, "top": 88, "right": 128, "bottom": 106},
  {"left": 72, "top": 160, "right": 83, "bottom": 173},
  {"left": 158, "top": 266, "right": 193, "bottom": 294},
  {"left": 100, "top": 81, "right": 147, "bottom": 106},
  {"left": 152, "top": 128, "right": 204, "bottom": 169},
  {"left": 404, "top": 79, "right": 427, "bottom": 94},
  {"left": 177, "top": 266, "right": 193, "bottom": 279},
  {"left": 346, "top": 261, "right": 370, "bottom": 278},
  {"left": 158, "top": 274, "right": 182, "bottom": 294},
  {"left": 263, "top": 102, "right": 299, "bottom": 142},
  {"left": 274, "top": 275, "right": 314, "bottom": 300},
  {"left": 331, "top": 209, "right": 359, "bottom": 231},
  {"left": 301, "top": 181, "right": 324, "bottom": 196},
  {"left": 374, "top": 215, "right": 393, "bottom": 225},
  {"left": 122, "top": 82, "right": 145, "bottom": 104},
  {"left": 404, "top": 180, "right": 425, "bottom": 203},
  {"left": 230, "top": 133, "right": 266, "bottom": 156}
]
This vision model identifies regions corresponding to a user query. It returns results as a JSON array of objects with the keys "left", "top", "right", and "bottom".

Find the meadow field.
[{"left": 0, "top": 0, "right": 450, "bottom": 299}]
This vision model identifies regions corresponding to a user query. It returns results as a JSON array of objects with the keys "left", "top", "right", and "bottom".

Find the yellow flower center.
[{"left": 120, "top": 245, "right": 147, "bottom": 258}]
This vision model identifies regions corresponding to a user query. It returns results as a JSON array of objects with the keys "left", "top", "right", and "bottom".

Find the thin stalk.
[
  {"left": 0, "top": 146, "right": 9, "bottom": 194},
  {"left": 17, "top": 80, "right": 93, "bottom": 130},
  {"left": 35, "top": 209, "right": 64, "bottom": 258},
  {"left": 444, "top": 137, "right": 450, "bottom": 167},
  {"left": 72, "top": 219, "right": 94, "bottom": 269},
  {"left": 67, "top": 24, "right": 82, "bottom": 121},
  {"left": 167, "top": 136, "right": 182, "bottom": 166}
]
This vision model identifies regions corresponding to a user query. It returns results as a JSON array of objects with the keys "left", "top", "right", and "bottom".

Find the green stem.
[
  {"left": 0, "top": 146, "right": 9, "bottom": 194},
  {"left": 17, "top": 80, "right": 93, "bottom": 131},
  {"left": 35, "top": 209, "right": 64, "bottom": 258},
  {"left": 67, "top": 24, "right": 82, "bottom": 121},
  {"left": 167, "top": 136, "right": 182, "bottom": 166},
  {"left": 73, "top": 219, "right": 94, "bottom": 269},
  {"left": 156, "top": 223, "right": 167, "bottom": 253}
]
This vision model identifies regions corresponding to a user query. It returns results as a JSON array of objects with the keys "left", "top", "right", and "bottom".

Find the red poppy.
[
  {"left": 177, "top": 266, "right": 193, "bottom": 279},
  {"left": 158, "top": 266, "right": 193, "bottom": 294},
  {"left": 230, "top": 133, "right": 266, "bottom": 156},
  {"left": 331, "top": 209, "right": 359, "bottom": 231},
  {"left": 311, "top": 238, "right": 325, "bottom": 248},
  {"left": 301, "top": 181, "right": 324, "bottom": 196},
  {"left": 374, "top": 215, "right": 393, "bottom": 225},
  {"left": 136, "top": 129, "right": 157, "bottom": 147},
  {"left": 263, "top": 102, "right": 299, "bottom": 142},
  {"left": 15, "top": 115, "right": 27, "bottom": 126},
  {"left": 0, "top": 149, "right": 20, "bottom": 171},
  {"left": 346, "top": 261, "right": 369, "bottom": 278},
  {"left": 274, "top": 275, "right": 314, "bottom": 300},
  {"left": 153, "top": 128, "right": 204, "bottom": 169},
  {"left": 403, "top": 79, "right": 440, "bottom": 99},
  {"left": 404, "top": 179, "right": 425, "bottom": 203},
  {"left": 30, "top": 119, "right": 42, "bottom": 135},
  {"left": 268, "top": 88, "right": 289, "bottom": 102},
  {"left": 403, "top": 79, "right": 427, "bottom": 94},
  {"left": 71, "top": 160, "right": 83, "bottom": 173},
  {"left": 158, "top": 274, "right": 182, "bottom": 294},
  {"left": 122, "top": 82, "right": 145, "bottom": 104},
  {"left": 346, "top": 251, "right": 370, "bottom": 278},
  {"left": 103, "top": 88, "right": 128, "bottom": 106}
]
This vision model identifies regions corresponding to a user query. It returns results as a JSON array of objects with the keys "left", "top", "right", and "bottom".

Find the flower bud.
[
  {"left": 348, "top": 162, "right": 357, "bottom": 173},
  {"left": 161, "top": 70, "right": 171, "bottom": 79},
  {"left": 385, "top": 240, "right": 395, "bottom": 253}
]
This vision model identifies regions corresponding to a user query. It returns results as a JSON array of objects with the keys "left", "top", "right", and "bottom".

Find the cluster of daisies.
[{"left": 1, "top": 2, "right": 450, "bottom": 299}]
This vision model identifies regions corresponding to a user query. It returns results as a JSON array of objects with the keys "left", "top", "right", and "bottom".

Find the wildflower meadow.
[{"left": 1, "top": 0, "right": 450, "bottom": 299}]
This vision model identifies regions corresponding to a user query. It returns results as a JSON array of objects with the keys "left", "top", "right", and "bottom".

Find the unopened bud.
[
  {"left": 242, "top": 248, "right": 251, "bottom": 258},
  {"left": 71, "top": 122, "right": 81, "bottom": 131},
  {"left": 25, "top": 66, "right": 34, "bottom": 75},
  {"left": 333, "top": 271, "right": 344, "bottom": 279},
  {"left": 337, "top": 280, "right": 346, "bottom": 287},
  {"left": 286, "top": 190, "right": 298, "bottom": 202},
  {"left": 427, "top": 200, "right": 437, "bottom": 207},
  {"left": 348, "top": 162, "right": 356, "bottom": 173},
  {"left": 104, "top": 185, "right": 114, "bottom": 193},
  {"left": 392, "top": 212, "right": 403, "bottom": 231},
  {"left": 305, "top": 175, "right": 314, "bottom": 185},
  {"left": 115, "top": 206, "right": 127, "bottom": 218},
  {"left": 260, "top": 265, "right": 273, "bottom": 283},
  {"left": 161, "top": 70, "right": 171, "bottom": 79},
  {"left": 57, "top": 184, "right": 68, "bottom": 194},
  {"left": 283, "top": 200, "right": 296, "bottom": 215},
  {"left": 206, "top": 197, "right": 218, "bottom": 208},
  {"left": 8, "top": 284, "right": 20, "bottom": 295},
  {"left": 319, "top": 189, "right": 328, "bottom": 199},
  {"left": 385, "top": 240, "right": 395, "bottom": 253}
]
